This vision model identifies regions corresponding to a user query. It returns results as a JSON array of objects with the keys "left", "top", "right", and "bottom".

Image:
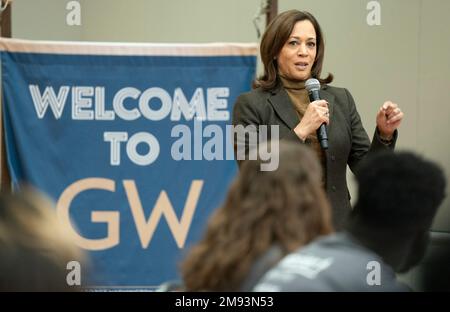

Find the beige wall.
[
  {"left": 416, "top": 0, "right": 450, "bottom": 231},
  {"left": 280, "top": 0, "right": 449, "bottom": 231},
  {"left": 12, "top": 0, "right": 83, "bottom": 40},
  {"left": 8, "top": 0, "right": 450, "bottom": 231},
  {"left": 80, "top": 0, "right": 263, "bottom": 43}
]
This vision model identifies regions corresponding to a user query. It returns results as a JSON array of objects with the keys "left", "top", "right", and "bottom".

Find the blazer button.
[
  {"left": 331, "top": 186, "right": 337, "bottom": 192},
  {"left": 330, "top": 155, "right": 336, "bottom": 161}
]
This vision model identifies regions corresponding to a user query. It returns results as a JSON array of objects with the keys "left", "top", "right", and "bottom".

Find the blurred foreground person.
[
  {"left": 0, "top": 188, "right": 87, "bottom": 291},
  {"left": 180, "top": 142, "right": 333, "bottom": 291},
  {"left": 254, "top": 151, "right": 446, "bottom": 291}
]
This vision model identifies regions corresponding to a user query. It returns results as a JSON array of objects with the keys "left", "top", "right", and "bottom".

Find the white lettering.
[
  {"left": 113, "top": 87, "right": 141, "bottom": 120},
  {"left": 66, "top": 1, "right": 81, "bottom": 26},
  {"left": 171, "top": 88, "right": 206, "bottom": 121},
  {"left": 139, "top": 87, "right": 172, "bottom": 121},
  {"left": 28, "top": 85, "right": 230, "bottom": 121},
  {"left": 367, "top": 1, "right": 381, "bottom": 26},
  {"left": 126, "top": 132, "right": 160, "bottom": 166},
  {"left": 104, "top": 132, "right": 128, "bottom": 165},
  {"left": 95, "top": 87, "right": 115, "bottom": 120},
  {"left": 29, "top": 85, "right": 70, "bottom": 119},
  {"left": 72, "top": 86, "right": 94, "bottom": 120},
  {"left": 66, "top": 260, "right": 81, "bottom": 286},
  {"left": 366, "top": 260, "right": 382, "bottom": 286},
  {"left": 207, "top": 87, "right": 229, "bottom": 121}
]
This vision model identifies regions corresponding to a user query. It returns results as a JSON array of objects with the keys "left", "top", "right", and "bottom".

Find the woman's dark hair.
[
  {"left": 255, "top": 10, "right": 333, "bottom": 90},
  {"left": 180, "top": 142, "right": 333, "bottom": 291}
]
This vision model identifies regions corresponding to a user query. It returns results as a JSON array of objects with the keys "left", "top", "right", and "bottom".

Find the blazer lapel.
[
  {"left": 267, "top": 85, "right": 336, "bottom": 131},
  {"left": 319, "top": 87, "right": 336, "bottom": 141},
  {"left": 268, "top": 88, "right": 299, "bottom": 130}
]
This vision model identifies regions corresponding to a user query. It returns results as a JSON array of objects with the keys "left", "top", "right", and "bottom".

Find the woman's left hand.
[{"left": 376, "top": 101, "right": 404, "bottom": 138}]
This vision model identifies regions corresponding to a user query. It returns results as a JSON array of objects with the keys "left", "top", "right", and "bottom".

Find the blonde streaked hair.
[{"left": 0, "top": 187, "right": 87, "bottom": 291}]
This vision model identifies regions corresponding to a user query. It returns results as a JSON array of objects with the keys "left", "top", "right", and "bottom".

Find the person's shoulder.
[
  {"left": 234, "top": 87, "right": 272, "bottom": 113},
  {"left": 322, "top": 84, "right": 351, "bottom": 97},
  {"left": 322, "top": 84, "right": 357, "bottom": 108},
  {"left": 236, "top": 87, "right": 270, "bottom": 101},
  {"left": 252, "top": 234, "right": 344, "bottom": 291},
  {"left": 255, "top": 232, "right": 409, "bottom": 292}
]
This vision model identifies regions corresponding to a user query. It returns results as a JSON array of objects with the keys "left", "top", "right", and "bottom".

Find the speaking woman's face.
[{"left": 277, "top": 20, "right": 317, "bottom": 81}]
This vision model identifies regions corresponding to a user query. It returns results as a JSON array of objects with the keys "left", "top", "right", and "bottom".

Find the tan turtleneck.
[{"left": 279, "top": 75, "right": 326, "bottom": 175}]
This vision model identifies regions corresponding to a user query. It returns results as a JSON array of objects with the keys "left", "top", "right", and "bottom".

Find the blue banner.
[{"left": 0, "top": 39, "right": 257, "bottom": 288}]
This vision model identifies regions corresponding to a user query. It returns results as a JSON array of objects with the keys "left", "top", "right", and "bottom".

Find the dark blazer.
[{"left": 232, "top": 84, "right": 397, "bottom": 229}]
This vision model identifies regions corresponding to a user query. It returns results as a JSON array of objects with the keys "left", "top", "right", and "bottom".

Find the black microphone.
[{"left": 305, "top": 78, "right": 328, "bottom": 150}]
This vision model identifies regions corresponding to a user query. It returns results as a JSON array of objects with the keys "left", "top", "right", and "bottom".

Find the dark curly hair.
[{"left": 353, "top": 151, "right": 446, "bottom": 230}]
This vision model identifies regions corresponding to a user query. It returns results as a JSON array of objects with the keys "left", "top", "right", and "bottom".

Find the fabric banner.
[{"left": 0, "top": 38, "right": 257, "bottom": 288}]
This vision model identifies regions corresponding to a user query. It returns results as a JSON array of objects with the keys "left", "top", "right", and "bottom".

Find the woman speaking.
[{"left": 232, "top": 10, "right": 404, "bottom": 228}]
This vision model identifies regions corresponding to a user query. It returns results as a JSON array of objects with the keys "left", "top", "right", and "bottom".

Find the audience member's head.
[
  {"left": 348, "top": 151, "right": 446, "bottom": 273},
  {"left": 180, "top": 141, "right": 333, "bottom": 291},
  {"left": 0, "top": 187, "right": 87, "bottom": 291}
]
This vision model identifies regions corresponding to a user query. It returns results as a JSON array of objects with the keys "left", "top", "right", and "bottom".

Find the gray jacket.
[
  {"left": 232, "top": 85, "right": 397, "bottom": 229},
  {"left": 253, "top": 232, "right": 410, "bottom": 292}
]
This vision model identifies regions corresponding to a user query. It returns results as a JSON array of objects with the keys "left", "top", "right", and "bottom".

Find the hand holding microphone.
[{"left": 294, "top": 78, "right": 329, "bottom": 149}]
